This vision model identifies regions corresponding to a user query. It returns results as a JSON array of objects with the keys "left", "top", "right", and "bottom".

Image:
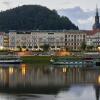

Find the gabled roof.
[
  {"left": 0, "top": 32, "right": 5, "bottom": 35},
  {"left": 85, "top": 29, "right": 100, "bottom": 35}
]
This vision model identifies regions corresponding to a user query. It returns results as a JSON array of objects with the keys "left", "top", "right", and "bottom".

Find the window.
[{"left": 48, "top": 33, "right": 54, "bottom": 34}]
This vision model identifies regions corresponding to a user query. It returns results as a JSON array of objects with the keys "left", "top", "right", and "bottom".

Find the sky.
[
  {"left": 58, "top": 7, "right": 95, "bottom": 30},
  {"left": 0, "top": 0, "right": 100, "bottom": 30},
  {"left": 0, "top": 0, "right": 99, "bottom": 11}
]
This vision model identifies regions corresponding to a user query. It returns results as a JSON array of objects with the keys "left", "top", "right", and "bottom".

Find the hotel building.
[
  {"left": 65, "top": 30, "right": 86, "bottom": 50},
  {"left": 8, "top": 30, "right": 87, "bottom": 51},
  {"left": 9, "top": 30, "right": 65, "bottom": 50}
]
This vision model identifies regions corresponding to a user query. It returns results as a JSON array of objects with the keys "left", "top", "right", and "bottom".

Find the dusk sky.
[
  {"left": 0, "top": 0, "right": 100, "bottom": 30},
  {"left": 0, "top": 0, "right": 99, "bottom": 11}
]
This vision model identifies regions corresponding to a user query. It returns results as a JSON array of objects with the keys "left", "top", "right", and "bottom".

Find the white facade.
[
  {"left": 65, "top": 30, "right": 86, "bottom": 50},
  {"left": 9, "top": 30, "right": 65, "bottom": 50},
  {"left": 9, "top": 31, "right": 32, "bottom": 49},
  {"left": 0, "top": 33, "right": 4, "bottom": 48},
  {"left": 8, "top": 30, "right": 87, "bottom": 51},
  {"left": 86, "top": 31, "right": 100, "bottom": 47},
  {"left": 31, "top": 31, "right": 65, "bottom": 49}
]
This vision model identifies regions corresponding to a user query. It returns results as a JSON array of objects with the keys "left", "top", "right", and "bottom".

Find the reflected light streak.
[
  {"left": 98, "top": 75, "right": 100, "bottom": 84},
  {"left": 9, "top": 67, "right": 14, "bottom": 75},
  {"left": 0, "top": 68, "right": 3, "bottom": 73},
  {"left": 21, "top": 64, "right": 27, "bottom": 75},
  {"left": 63, "top": 68, "right": 67, "bottom": 73}
]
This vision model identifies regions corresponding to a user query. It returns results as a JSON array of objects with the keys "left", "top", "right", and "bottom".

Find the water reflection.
[
  {"left": 0, "top": 85, "right": 100, "bottom": 100},
  {"left": 0, "top": 64, "right": 100, "bottom": 88},
  {"left": 56, "top": 85, "right": 96, "bottom": 100},
  {"left": 0, "top": 64, "right": 100, "bottom": 100}
]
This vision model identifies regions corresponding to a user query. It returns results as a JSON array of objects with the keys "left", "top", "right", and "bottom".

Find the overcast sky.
[
  {"left": 0, "top": 0, "right": 100, "bottom": 30},
  {"left": 0, "top": 0, "right": 100, "bottom": 11}
]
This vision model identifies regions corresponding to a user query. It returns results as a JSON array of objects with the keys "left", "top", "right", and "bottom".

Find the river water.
[{"left": 0, "top": 64, "right": 100, "bottom": 100}]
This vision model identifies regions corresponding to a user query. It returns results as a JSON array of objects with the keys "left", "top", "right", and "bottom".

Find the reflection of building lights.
[
  {"left": 22, "top": 66, "right": 26, "bottom": 75},
  {"left": 0, "top": 68, "right": 2, "bottom": 73},
  {"left": 21, "top": 64, "right": 27, "bottom": 75},
  {"left": 9, "top": 67, "right": 13, "bottom": 74},
  {"left": 77, "top": 68, "right": 80, "bottom": 72},
  {"left": 63, "top": 68, "right": 67, "bottom": 73}
]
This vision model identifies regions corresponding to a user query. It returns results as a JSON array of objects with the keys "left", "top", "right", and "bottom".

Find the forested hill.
[{"left": 0, "top": 5, "right": 78, "bottom": 31}]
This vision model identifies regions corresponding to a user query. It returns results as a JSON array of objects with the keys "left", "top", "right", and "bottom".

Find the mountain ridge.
[{"left": 0, "top": 5, "right": 78, "bottom": 31}]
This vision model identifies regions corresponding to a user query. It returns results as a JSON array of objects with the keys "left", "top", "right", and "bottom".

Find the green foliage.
[
  {"left": 17, "top": 46, "right": 22, "bottom": 51},
  {"left": 86, "top": 45, "right": 94, "bottom": 51},
  {"left": 42, "top": 44, "right": 50, "bottom": 51},
  {"left": 0, "top": 5, "right": 78, "bottom": 31},
  {"left": 22, "top": 46, "right": 26, "bottom": 48},
  {"left": 21, "top": 56, "right": 51, "bottom": 64},
  {"left": 34, "top": 46, "right": 38, "bottom": 48},
  {"left": 80, "top": 42, "right": 86, "bottom": 51},
  {"left": 28, "top": 46, "right": 32, "bottom": 48}
]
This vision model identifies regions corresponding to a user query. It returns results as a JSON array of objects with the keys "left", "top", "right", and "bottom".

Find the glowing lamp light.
[
  {"left": 0, "top": 46, "right": 3, "bottom": 50},
  {"left": 56, "top": 49, "right": 71, "bottom": 56},
  {"left": 98, "top": 75, "right": 100, "bottom": 84},
  {"left": 22, "top": 48, "right": 26, "bottom": 52},
  {"left": 98, "top": 47, "right": 100, "bottom": 51}
]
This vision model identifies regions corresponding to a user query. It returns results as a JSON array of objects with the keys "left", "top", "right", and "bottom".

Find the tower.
[
  {"left": 95, "top": 5, "right": 99, "bottom": 24},
  {"left": 93, "top": 5, "right": 100, "bottom": 30}
]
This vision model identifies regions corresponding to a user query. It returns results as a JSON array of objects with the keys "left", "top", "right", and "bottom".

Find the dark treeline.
[{"left": 0, "top": 5, "right": 78, "bottom": 31}]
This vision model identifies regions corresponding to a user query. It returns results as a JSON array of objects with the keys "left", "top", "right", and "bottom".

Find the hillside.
[{"left": 0, "top": 5, "right": 78, "bottom": 31}]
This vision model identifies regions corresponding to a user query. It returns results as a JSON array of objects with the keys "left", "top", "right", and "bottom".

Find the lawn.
[{"left": 21, "top": 56, "right": 52, "bottom": 64}]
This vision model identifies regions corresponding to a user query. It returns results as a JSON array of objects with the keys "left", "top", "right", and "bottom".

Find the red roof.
[
  {"left": 84, "top": 29, "right": 100, "bottom": 36},
  {"left": 0, "top": 32, "right": 4, "bottom": 35}
]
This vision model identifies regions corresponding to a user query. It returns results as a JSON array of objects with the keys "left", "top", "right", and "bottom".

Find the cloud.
[
  {"left": 57, "top": 7, "right": 96, "bottom": 30},
  {"left": 2, "top": 1, "right": 10, "bottom": 6},
  {"left": 78, "top": 16, "right": 94, "bottom": 24}
]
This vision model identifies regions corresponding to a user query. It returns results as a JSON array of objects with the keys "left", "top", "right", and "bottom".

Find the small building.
[{"left": 65, "top": 30, "right": 86, "bottom": 50}]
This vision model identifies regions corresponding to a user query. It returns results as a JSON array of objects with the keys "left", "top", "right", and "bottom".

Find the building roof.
[
  {"left": 85, "top": 29, "right": 100, "bottom": 35},
  {"left": 0, "top": 32, "right": 5, "bottom": 35},
  {"left": 9, "top": 30, "right": 86, "bottom": 33}
]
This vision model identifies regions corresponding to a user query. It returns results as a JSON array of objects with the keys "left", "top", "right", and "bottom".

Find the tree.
[
  {"left": 22, "top": 46, "right": 26, "bottom": 48},
  {"left": 0, "top": 5, "right": 78, "bottom": 31},
  {"left": 42, "top": 44, "right": 50, "bottom": 51},
  {"left": 17, "top": 46, "right": 22, "bottom": 51},
  {"left": 34, "top": 46, "right": 38, "bottom": 48},
  {"left": 80, "top": 42, "right": 86, "bottom": 51},
  {"left": 65, "top": 47, "right": 69, "bottom": 51},
  {"left": 28, "top": 46, "right": 32, "bottom": 48},
  {"left": 86, "top": 45, "right": 94, "bottom": 51}
]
